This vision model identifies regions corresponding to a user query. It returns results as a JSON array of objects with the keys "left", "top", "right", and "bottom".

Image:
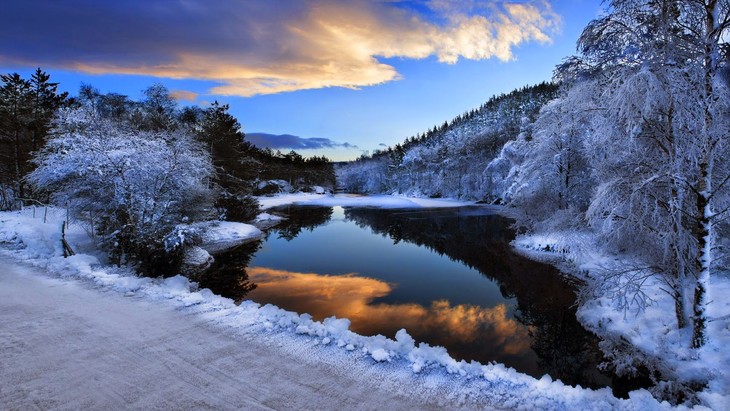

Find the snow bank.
[
  {"left": 256, "top": 193, "right": 472, "bottom": 210},
  {"left": 0, "top": 208, "right": 700, "bottom": 410},
  {"left": 254, "top": 212, "right": 285, "bottom": 223},
  {"left": 513, "top": 230, "right": 730, "bottom": 408},
  {"left": 181, "top": 245, "right": 214, "bottom": 275},
  {"left": 196, "top": 221, "right": 262, "bottom": 253}
]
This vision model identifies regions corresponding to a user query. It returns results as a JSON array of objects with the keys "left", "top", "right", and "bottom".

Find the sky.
[{"left": 0, "top": 0, "right": 603, "bottom": 161}]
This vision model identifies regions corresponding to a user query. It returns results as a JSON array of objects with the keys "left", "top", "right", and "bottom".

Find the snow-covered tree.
[
  {"left": 28, "top": 107, "right": 215, "bottom": 274},
  {"left": 510, "top": 82, "right": 597, "bottom": 228},
  {"left": 574, "top": 0, "right": 730, "bottom": 347}
]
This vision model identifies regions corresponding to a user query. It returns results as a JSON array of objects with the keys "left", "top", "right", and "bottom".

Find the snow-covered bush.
[{"left": 28, "top": 108, "right": 215, "bottom": 275}]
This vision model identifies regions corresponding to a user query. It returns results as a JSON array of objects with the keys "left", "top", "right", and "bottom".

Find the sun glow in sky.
[{"left": 0, "top": 0, "right": 602, "bottom": 160}]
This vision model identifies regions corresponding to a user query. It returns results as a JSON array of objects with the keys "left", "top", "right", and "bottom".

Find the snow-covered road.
[{"left": 0, "top": 256, "right": 443, "bottom": 410}]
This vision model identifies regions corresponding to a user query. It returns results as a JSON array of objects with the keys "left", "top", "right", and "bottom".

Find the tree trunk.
[
  {"left": 13, "top": 129, "right": 23, "bottom": 199},
  {"left": 692, "top": 280, "right": 707, "bottom": 348},
  {"left": 673, "top": 278, "right": 687, "bottom": 330},
  {"left": 691, "top": 160, "right": 711, "bottom": 348},
  {"left": 690, "top": 0, "right": 721, "bottom": 348}
]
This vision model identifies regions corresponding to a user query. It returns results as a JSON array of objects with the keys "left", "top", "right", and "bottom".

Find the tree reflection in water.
[
  {"left": 344, "top": 207, "right": 611, "bottom": 389},
  {"left": 196, "top": 241, "right": 260, "bottom": 304},
  {"left": 196, "top": 206, "right": 333, "bottom": 302},
  {"left": 273, "top": 205, "right": 333, "bottom": 241}
]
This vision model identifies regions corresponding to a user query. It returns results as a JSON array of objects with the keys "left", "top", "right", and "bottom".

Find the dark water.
[{"left": 198, "top": 205, "right": 645, "bottom": 393}]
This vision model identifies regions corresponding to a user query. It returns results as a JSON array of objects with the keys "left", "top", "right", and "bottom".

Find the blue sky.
[{"left": 0, "top": 0, "right": 602, "bottom": 161}]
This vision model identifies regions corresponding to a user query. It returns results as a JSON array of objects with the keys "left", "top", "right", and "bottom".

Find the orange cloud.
[
  {"left": 247, "top": 266, "right": 532, "bottom": 358},
  {"left": 170, "top": 90, "right": 199, "bottom": 102},
  {"left": 0, "top": 0, "right": 561, "bottom": 97}
]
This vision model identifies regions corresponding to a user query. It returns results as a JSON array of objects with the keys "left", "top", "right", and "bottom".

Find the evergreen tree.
[
  {"left": 0, "top": 73, "right": 32, "bottom": 203},
  {"left": 198, "top": 101, "right": 260, "bottom": 221},
  {"left": 199, "top": 101, "right": 255, "bottom": 191},
  {"left": 0, "top": 69, "right": 67, "bottom": 205}
]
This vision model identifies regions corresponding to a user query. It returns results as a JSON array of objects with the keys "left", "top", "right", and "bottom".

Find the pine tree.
[
  {"left": 199, "top": 101, "right": 254, "bottom": 190},
  {"left": 28, "top": 68, "right": 68, "bottom": 152},
  {"left": 197, "top": 101, "right": 260, "bottom": 221},
  {"left": 0, "top": 69, "right": 67, "bottom": 204}
]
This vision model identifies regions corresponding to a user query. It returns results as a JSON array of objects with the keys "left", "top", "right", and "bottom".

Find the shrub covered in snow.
[{"left": 28, "top": 107, "right": 215, "bottom": 275}]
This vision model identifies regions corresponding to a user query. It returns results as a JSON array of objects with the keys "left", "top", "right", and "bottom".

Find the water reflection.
[
  {"left": 199, "top": 205, "right": 616, "bottom": 391},
  {"left": 273, "top": 205, "right": 332, "bottom": 241},
  {"left": 195, "top": 241, "right": 260, "bottom": 303},
  {"left": 344, "top": 207, "right": 610, "bottom": 388},
  {"left": 247, "top": 266, "right": 534, "bottom": 369}
]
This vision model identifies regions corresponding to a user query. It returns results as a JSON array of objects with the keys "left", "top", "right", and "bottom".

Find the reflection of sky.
[
  {"left": 246, "top": 206, "right": 540, "bottom": 372},
  {"left": 251, "top": 207, "right": 508, "bottom": 308},
  {"left": 247, "top": 266, "right": 536, "bottom": 371}
]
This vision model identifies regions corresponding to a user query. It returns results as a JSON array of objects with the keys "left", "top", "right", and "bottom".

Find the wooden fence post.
[{"left": 62, "top": 222, "right": 75, "bottom": 258}]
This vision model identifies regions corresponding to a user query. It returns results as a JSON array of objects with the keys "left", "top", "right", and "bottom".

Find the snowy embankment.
[
  {"left": 0, "top": 204, "right": 696, "bottom": 410},
  {"left": 514, "top": 232, "right": 730, "bottom": 409},
  {"left": 175, "top": 220, "right": 262, "bottom": 274},
  {"left": 198, "top": 220, "right": 262, "bottom": 253},
  {"left": 256, "top": 192, "right": 472, "bottom": 210}
]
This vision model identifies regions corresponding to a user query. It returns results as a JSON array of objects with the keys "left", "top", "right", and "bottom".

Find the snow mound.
[
  {"left": 181, "top": 246, "right": 214, "bottom": 275},
  {"left": 198, "top": 221, "right": 262, "bottom": 253},
  {"left": 256, "top": 193, "right": 471, "bottom": 210}
]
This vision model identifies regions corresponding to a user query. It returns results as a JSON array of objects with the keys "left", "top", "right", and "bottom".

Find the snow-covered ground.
[
  {"left": 256, "top": 192, "right": 472, "bottom": 210},
  {"left": 514, "top": 232, "right": 730, "bottom": 410},
  {"left": 0, "top": 205, "right": 710, "bottom": 410},
  {"left": 196, "top": 220, "right": 262, "bottom": 254}
]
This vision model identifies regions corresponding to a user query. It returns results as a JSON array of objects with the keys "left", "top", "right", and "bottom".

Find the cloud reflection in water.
[{"left": 247, "top": 266, "right": 533, "bottom": 363}]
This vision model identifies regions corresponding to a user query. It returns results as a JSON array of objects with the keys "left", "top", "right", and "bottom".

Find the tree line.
[{"left": 0, "top": 68, "right": 68, "bottom": 207}]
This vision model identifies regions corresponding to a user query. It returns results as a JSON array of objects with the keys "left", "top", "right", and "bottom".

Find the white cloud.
[{"left": 0, "top": 0, "right": 561, "bottom": 96}]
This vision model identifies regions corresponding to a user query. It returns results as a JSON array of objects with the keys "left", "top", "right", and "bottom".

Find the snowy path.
[{"left": 0, "top": 256, "right": 445, "bottom": 410}]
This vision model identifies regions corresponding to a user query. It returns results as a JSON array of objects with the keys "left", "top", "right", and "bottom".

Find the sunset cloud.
[
  {"left": 170, "top": 90, "right": 199, "bottom": 102},
  {"left": 0, "top": 0, "right": 560, "bottom": 96}
]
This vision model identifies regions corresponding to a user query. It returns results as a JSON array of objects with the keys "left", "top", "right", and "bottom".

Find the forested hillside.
[{"left": 337, "top": 82, "right": 557, "bottom": 200}]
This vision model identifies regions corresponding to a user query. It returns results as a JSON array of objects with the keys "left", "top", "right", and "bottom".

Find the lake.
[{"left": 197, "top": 204, "right": 641, "bottom": 393}]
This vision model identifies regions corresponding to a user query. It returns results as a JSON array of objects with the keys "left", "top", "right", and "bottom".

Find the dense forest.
[
  {"left": 338, "top": 0, "right": 730, "bottom": 370},
  {"left": 0, "top": 74, "right": 334, "bottom": 273}
]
